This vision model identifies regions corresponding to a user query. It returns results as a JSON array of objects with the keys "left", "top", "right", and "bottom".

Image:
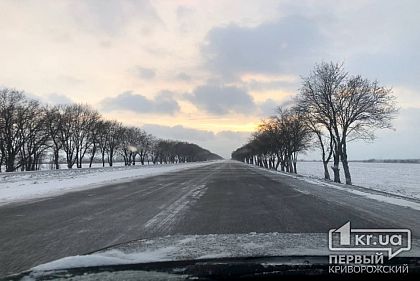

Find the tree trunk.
[
  {"left": 331, "top": 151, "right": 340, "bottom": 183},
  {"left": 109, "top": 149, "right": 114, "bottom": 167},
  {"left": 89, "top": 154, "right": 94, "bottom": 168},
  {"left": 54, "top": 149, "right": 59, "bottom": 169},
  {"left": 323, "top": 161, "right": 331, "bottom": 180},
  {"left": 101, "top": 151, "right": 105, "bottom": 167},
  {"left": 340, "top": 141, "right": 352, "bottom": 185},
  {"left": 6, "top": 155, "right": 15, "bottom": 172},
  {"left": 275, "top": 157, "right": 280, "bottom": 170}
]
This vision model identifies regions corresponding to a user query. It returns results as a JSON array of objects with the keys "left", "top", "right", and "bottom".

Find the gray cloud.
[
  {"left": 142, "top": 124, "right": 215, "bottom": 142},
  {"left": 244, "top": 79, "right": 297, "bottom": 92},
  {"left": 142, "top": 123, "right": 251, "bottom": 158},
  {"left": 101, "top": 91, "right": 180, "bottom": 114},
  {"left": 16, "top": 91, "right": 73, "bottom": 106},
  {"left": 303, "top": 108, "right": 420, "bottom": 160},
  {"left": 202, "top": 15, "right": 326, "bottom": 79},
  {"left": 175, "top": 72, "right": 191, "bottom": 81},
  {"left": 217, "top": 130, "right": 251, "bottom": 141},
  {"left": 187, "top": 83, "right": 256, "bottom": 114},
  {"left": 258, "top": 98, "right": 278, "bottom": 116},
  {"left": 348, "top": 51, "right": 420, "bottom": 91},
  {"left": 45, "top": 93, "right": 73, "bottom": 105},
  {"left": 134, "top": 66, "right": 156, "bottom": 79}
]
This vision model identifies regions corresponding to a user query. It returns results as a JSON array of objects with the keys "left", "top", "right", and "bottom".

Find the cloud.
[
  {"left": 142, "top": 123, "right": 251, "bottom": 158},
  {"left": 101, "top": 91, "right": 180, "bottom": 115},
  {"left": 202, "top": 15, "right": 326, "bottom": 79},
  {"left": 176, "top": 5, "right": 194, "bottom": 20},
  {"left": 133, "top": 66, "right": 156, "bottom": 79},
  {"left": 187, "top": 83, "right": 256, "bottom": 114},
  {"left": 303, "top": 107, "right": 420, "bottom": 160},
  {"left": 15, "top": 91, "right": 73, "bottom": 106},
  {"left": 69, "top": 0, "right": 162, "bottom": 36},
  {"left": 240, "top": 74, "right": 299, "bottom": 92},
  {"left": 175, "top": 72, "right": 191, "bottom": 81},
  {"left": 57, "top": 75, "right": 84, "bottom": 86},
  {"left": 176, "top": 5, "right": 195, "bottom": 33},
  {"left": 142, "top": 124, "right": 215, "bottom": 142},
  {"left": 45, "top": 93, "right": 73, "bottom": 105},
  {"left": 258, "top": 98, "right": 278, "bottom": 116}
]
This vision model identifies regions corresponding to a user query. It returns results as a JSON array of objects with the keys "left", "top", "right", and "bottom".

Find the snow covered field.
[
  {"left": 297, "top": 161, "right": 420, "bottom": 200},
  {"left": 0, "top": 161, "right": 218, "bottom": 206}
]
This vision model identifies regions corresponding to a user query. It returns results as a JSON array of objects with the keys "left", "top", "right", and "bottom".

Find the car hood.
[
  {"left": 7, "top": 232, "right": 420, "bottom": 280},
  {"left": 31, "top": 232, "right": 330, "bottom": 271}
]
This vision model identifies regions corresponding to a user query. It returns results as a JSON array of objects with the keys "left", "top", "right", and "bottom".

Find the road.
[{"left": 1, "top": 160, "right": 420, "bottom": 276}]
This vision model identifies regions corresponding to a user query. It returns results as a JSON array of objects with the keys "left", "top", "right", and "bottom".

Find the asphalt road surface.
[{"left": 1, "top": 160, "right": 419, "bottom": 276}]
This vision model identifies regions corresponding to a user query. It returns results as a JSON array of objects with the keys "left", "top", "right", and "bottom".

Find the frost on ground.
[{"left": 0, "top": 161, "right": 218, "bottom": 206}]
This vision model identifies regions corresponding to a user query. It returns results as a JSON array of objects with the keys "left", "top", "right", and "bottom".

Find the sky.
[{"left": 0, "top": 0, "right": 419, "bottom": 159}]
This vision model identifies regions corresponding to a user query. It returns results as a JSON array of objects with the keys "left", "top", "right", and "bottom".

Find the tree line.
[
  {"left": 232, "top": 62, "right": 398, "bottom": 185},
  {"left": 0, "top": 88, "right": 221, "bottom": 172}
]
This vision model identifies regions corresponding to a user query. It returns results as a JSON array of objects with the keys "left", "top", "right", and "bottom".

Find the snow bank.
[
  {"left": 251, "top": 164, "right": 420, "bottom": 211},
  {"left": 0, "top": 161, "right": 218, "bottom": 206},
  {"left": 297, "top": 161, "right": 420, "bottom": 200}
]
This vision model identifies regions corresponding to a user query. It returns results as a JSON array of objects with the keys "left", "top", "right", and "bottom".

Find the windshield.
[{"left": 1, "top": 1, "right": 419, "bottom": 279}]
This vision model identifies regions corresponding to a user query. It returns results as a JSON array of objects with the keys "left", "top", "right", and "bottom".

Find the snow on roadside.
[
  {"left": 249, "top": 164, "right": 420, "bottom": 211},
  {"left": 296, "top": 161, "right": 420, "bottom": 200},
  {"left": 0, "top": 161, "right": 219, "bottom": 206}
]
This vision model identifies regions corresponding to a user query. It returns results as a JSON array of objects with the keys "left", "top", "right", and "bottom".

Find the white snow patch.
[
  {"left": 298, "top": 177, "right": 420, "bottom": 211},
  {"left": 33, "top": 247, "right": 177, "bottom": 271},
  {"left": 198, "top": 252, "right": 232, "bottom": 259},
  {"left": 251, "top": 164, "right": 420, "bottom": 211},
  {"left": 0, "top": 161, "right": 219, "bottom": 206},
  {"left": 297, "top": 162, "right": 420, "bottom": 200}
]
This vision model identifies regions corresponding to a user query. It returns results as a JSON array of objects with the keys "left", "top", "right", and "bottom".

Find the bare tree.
[
  {"left": 0, "top": 88, "right": 221, "bottom": 172},
  {"left": 88, "top": 118, "right": 106, "bottom": 168},
  {"left": 233, "top": 107, "right": 311, "bottom": 174},
  {"left": 73, "top": 105, "right": 101, "bottom": 168},
  {"left": 106, "top": 121, "right": 123, "bottom": 167},
  {"left": 138, "top": 133, "right": 153, "bottom": 165},
  {"left": 298, "top": 106, "right": 334, "bottom": 180},
  {"left": 96, "top": 120, "right": 111, "bottom": 167},
  {"left": 298, "top": 62, "right": 397, "bottom": 184},
  {"left": 17, "top": 102, "right": 49, "bottom": 171},
  {"left": 335, "top": 75, "right": 398, "bottom": 184},
  {"left": 0, "top": 89, "right": 41, "bottom": 172},
  {"left": 45, "top": 106, "right": 63, "bottom": 169}
]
